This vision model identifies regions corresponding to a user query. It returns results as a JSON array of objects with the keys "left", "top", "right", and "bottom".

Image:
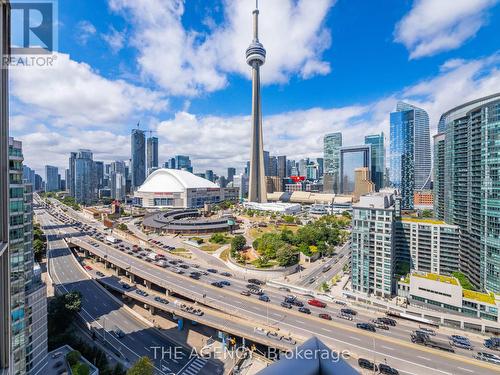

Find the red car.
[
  {"left": 319, "top": 313, "right": 332, "bottom": 320},
  {"left": 308, "top": 299, "right": 326, "bottom": 308},
  {"left": 84, "top": 265, "right": 93, "bottom": 271}
]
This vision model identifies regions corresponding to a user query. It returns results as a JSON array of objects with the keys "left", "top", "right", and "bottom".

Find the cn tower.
[{"left": 246, "top": 0, "right": 267, "bottom": 203}]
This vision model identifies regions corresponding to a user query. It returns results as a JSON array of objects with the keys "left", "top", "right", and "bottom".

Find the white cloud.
[
  {"left": 76, "top": 20, "right": 97, "bottom": 45},
  {"left": 394, "top": 0, "right": 499, "bottom": 59},
  {"left": 10, "top": 52, "right": 168, "bottom": 128},
  {"left": 108, "top": 0, "right": 335, "bottom": 96},
  {"left": 102, "top": 26, "right": 126, "bottom": 53}
]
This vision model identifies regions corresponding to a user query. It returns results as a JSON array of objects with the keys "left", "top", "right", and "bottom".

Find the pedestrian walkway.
[{"left": 180, "top": 357, "right": 208, "bottom": 375}]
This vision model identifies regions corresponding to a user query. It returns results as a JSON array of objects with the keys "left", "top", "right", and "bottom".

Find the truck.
[
  {"left": 411, "top": 334, "right": 455, "bottom": 353},
  {"left": 147, "top": 252, "right": 159, "bottom": 261},
  {"left": 106, "top": 236, "right": 117, "bottom": 244}
]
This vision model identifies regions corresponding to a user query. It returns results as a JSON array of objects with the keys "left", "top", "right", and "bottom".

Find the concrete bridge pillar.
[
  {"left": 149, "top": 305, "right": 156, "bottom": 316},
  {"left": 129, "top": 274, "right": 135, "bottom": 283},
  {"left": 145, "top": 280, "right": 152, "bottom": 289},
  {"left": 165, "top": 289, "right": 171, "bottom": 296},
  {"left": 177, "top": 317, "right": 184, "bottom": 331}
]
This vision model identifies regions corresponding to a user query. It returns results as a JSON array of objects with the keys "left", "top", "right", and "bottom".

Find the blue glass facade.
[
  {"left": 390, "top": 102, "right": 431, "bottom": 209},
  {"left": 365, "top": 133, "right": 385, "bottom": 191},
  {"left": 131, "top": 129, "right": 146, "bottom": 189}
]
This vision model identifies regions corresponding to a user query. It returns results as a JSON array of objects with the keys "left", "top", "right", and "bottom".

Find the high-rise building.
[
  {"left": 110, "top": 161, "right": 126, "bottom": 201},
  {"left": 435, "top": 94, "right": 500, "bottom": 293},
  {"left": 34, "top": 174, "right": 43, "bottom": 192},
  {"left": 353, "top": 167, "right": 375, "bottom": 200},
  {"left": 277, "top": 156, "right": 287, "bottom": 178},
  {"left": 131, "top": 128, "right": 146, "bottom": 190},
  {"left": 0, "top": 2, "right": 11, "bottom": 368},
  {"left": 433, "top": 133, "right": 445, "bottom": 220},
  {"left": 205, "top": 170, "right": 214, "bottom": 182},
  {"left": 269, "top": 156, "right": 278, "bottom": 176},
  {"left": 286, "top": 159, "right": 294, "bottom": 177},
  {"left": 316, "top": 158, "right": 324, "bottom": 178},
  {"left": 246, "top": 3, "right": 267, "bottom": 203},
  {"left": 44, "top": 165, "right": 59, "bottom": 192},
  {"left": 22, "top": 166, "right": 35, "bottom": 187},
  {"left": 227, "top": 167, "right": 236, "bottom": 182},
  {"left": 9, "top": 138, "right": 48, "bottom": 374},
  {"left": 351, "top": 192, "right": 399, "bottom": 297},
  {"left": 323, "top": 132, "right": 342, "bottom": 193},
  {"left": 298, "top": 158, "right": 308, "bottom": 178},
  {"left": 390, "top": 102, "right": 431, "bottom": 209},
  {"left": 365, "top": 133, "right": 385, "bottom": 191},
  {"left": 94, "top": 161, "right": 104, "bottom": 189},
  {"left": 175, "top": 155, "right": 191, "bottom": 172},
  {"left": 146, "top": 136, "right": 159, "bottom": 175},
  {"left": 233, "top": 174, "right": 248, "bottom": 200},
  {"left": 68, "top": 152, "right": 77, "bottom": 197},
  {"left": 340, "top": 145, "right": 371, "bottom": 195},
  {"left": 263, "top": 151, "right": 270, "bottom": 176},
  {"left": 74, "top": 150, "right": 96, "bottom": 205}
]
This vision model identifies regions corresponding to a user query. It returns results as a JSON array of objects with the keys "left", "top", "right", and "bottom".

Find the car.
[
  {"left": 356, "top": 323, "right": 376, "bottom": 332},
  {"left": 334, "top": 300, "right": 347, "bottom": 306},
  {"left": 220, "top": 272, "right": 232, "bottom": 277},
  {"left": 96, "top": 271, "right": 105, "bottom": 277},
  {"left": 114, "top": 328, "right": 125, "bottom": 338},
  {"left": 84, "top": 265, "right": 93, "bottom": 270},
  {"left": 211, "top": 281, "right": 224, "bottom": 288},
  {"left": 120, "top": 283, "right": 131, "bottom": 289},
  {"left": 319, "top": 313, "right": 332, "bottom": 320},
  {"left": 248, "top": 278, "right": 264, "bottom": 285},
  {"left": 135, "top": 289, "right": 149, "bottom": 297},
  {"left": 249, "top": 288, "right": 263, "bottom": 296},
  {"left": 307, "top": 277, "right": 316, "bottom": 284},
  {"left": 281, "top": 302, "right": 292, "bottom": 309},
  {"left": 372, "top": 321, "right": 389, "bottom": 330},
  {"left": 379, "top": 364, "right": 399, "bottom": 375},
  {"left": 178, "top": 264, "right": 189, "bottom": 269},
  {"left": 450, "top": 335, "right": 470, "bottom": 343},
  {"left": 240, "top": 290, "right": 251, "bottom": 296},
  {"left": 189, "top": 274, "right": 200, "bottom": 280},
  {"left": 485, "top": 338, "right": 500, "bottom": 350},
  {"left": 358, "top": 358, "right": 377, "bottom": 371},
  {"left": 154, "top": 296, "right": 169, "bottom": 304},
  {"left": 451, "top": 340, "right": 473, "bottom": 350},
  {"left": 168, "top": 260, "right": 178, "bottom": 265},
  {"left": 474, "top": 352, "right": 500, "bottom": 365},
  {"left": 259, "top": 295, "right": 270, "bottom": 302},
  {"left": 341, "top": 308, "right": 357, "bottom": 316},
  {"left": 254, "top": 327, "right": 268, "bottom": 336},
  {"left": 380, "top": 317, "right": 397, "bottom": 326},
  {"left": 281, "top": 336, "right": 297, "bottom": 345},
  {"left": 279, "top": 287, "right": 291, "bottom": 292},
  {"left": 247, "top": 283, "right": 261, "bottom": 290},
  {"left": 220, "top": 280, "right": 231, "bottom": 286},
  {"left": 298, "top": 307, "right": 311, "bottom": 314},
  {"left": 338, "top": 313, "right": 353, "bottom": 321},
  {"left": 308, "top": 299, "right": 326, "bottom": 308},
  {"left": 267, "top": 331, "right": 281, "bottom": 341},
  {"left": 53, "top": 360, "right": 64, "bottom": 369},
  {"left": 207, "top": 269, "right": 218, "bottom": 273}
]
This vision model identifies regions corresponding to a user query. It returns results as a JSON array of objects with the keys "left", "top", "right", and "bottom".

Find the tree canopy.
[{"left": 127, "top": 357, "right": 154, "bottom": 375}]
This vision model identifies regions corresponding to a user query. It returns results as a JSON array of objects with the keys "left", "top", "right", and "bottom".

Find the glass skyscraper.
[
  {"left": 323, "top": 132, "right": 342, "bottom": 193},
  {"left": 339, "top": 145, "right": 371, "bottom": 195},
  {"left": 44, "top": 166, "right": 59, "bottom": 192},
  {"left": 146, "top": 136, "right": 158, "bottom": 175},
  {"left": 365, "top": 133, "right": 385, "bottom": 191},
  {"left": 74, "top": 150, "right": 96, "bottom": 205},
  {"left": 390, "top": 102, "right": 431, "bottom": 209},
  {"left": 435, "top": 93, "right": 500, "bottom": 293},
  {"left": 131, "top": 129, "right": 146, "bottom": 189},
  {"left": 175, "top": 155, "right": 192, "bottom": 172}
]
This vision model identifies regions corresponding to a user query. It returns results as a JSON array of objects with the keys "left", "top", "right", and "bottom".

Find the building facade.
[
  {"left": 390, "top": 102, "right": 431, "bottom": 209},
  {"left": 323, "top": 132, "right": 342, "bottom": 193},
  {"left": 351, "top": 193, "right": 399, "bottom": 297},
  {"left": 44, "top": 166, "right": 58, "bottom": 193},
  {"left": 74, "top": 150, "right": 96, "bottom": 205},
  {"left": 364, "top": 133, "right": 385, "bottom": 191},
  {"left": 339, "top": 145, "right": 371, "bottom": 195},
  {"left": 436, "top": 93, "right": 500, "bottom": 293},
  {"left": 131, "top": 129, "right": 146, "bottom": 190},
  {"left": 146, "top": 136, "right": 158, "bottom": 175}
]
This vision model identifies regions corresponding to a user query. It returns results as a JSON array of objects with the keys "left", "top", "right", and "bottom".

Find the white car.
[
  {"left": 254, "top": 327, "right": 268, "bottom": 336},
  {"left": 474, "top": 352, "right": 500, "bottom": 365}
]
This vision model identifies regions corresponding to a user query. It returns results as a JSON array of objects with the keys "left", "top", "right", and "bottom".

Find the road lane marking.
[
  {"left": 349, "top": 336, "right": 361, "bottom": 341},
  {"left": 457, "top": 368, "right": 474, "bottom": 373},
  {"left": 381, "top": 345, "right": 395, "bottom": 351},
  {"left": 417, "top": 356, "right": 431, "bottom": 361},
  {"left": 321, "top": 328, "right": 331, "bottom": 332}
]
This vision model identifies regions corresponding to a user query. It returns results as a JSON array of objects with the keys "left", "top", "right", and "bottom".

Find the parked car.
[
  {"left": 248, "top": 278, "right": 264, "bottom": 285},
  {"left": 474, "top": 352, "right": 500, "bottom": 365}
]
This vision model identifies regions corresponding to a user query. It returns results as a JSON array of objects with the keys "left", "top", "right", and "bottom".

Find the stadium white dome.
[{"left": 137, "top": 168, "right": 218, "bottom": 193}]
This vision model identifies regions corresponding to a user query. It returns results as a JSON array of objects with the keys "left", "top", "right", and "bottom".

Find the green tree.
[
  {"left": 127, "top": 357, "right": 154, "bottom": 375},
  {"left": 275, "top": 244, "right": 297, "bottom": 267},
  {"left": 112, "top": 363, "right": 126, "bottom": 375},
  {"left": 209, "top": 233, "right": 226, "bottom": 244},
  {"left": 117, "top": 223, "right": 128, "bottom": 231},
  {"left": 33, "top": 238, "right": 45, "bottom": 262},
  {"left": 283, "top": 215, "right": 295, "bottom": 224},
  {"left": 421, "top": 209, "right": 433, "bottom": 218},
  {"left": 452, "top": 272, "right": 477, "bottom": 291},
  {"left": 73, "top": 363, "right": 90, "bottom": 375},
  {"left": 66, "top": 350, "right": 81, "bottom": 366},
  {"left": 231, "top": 235, "right": 246, "bottom": 253}
]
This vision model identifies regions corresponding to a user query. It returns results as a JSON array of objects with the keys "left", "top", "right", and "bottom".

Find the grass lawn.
[
  {"left": 200, "top": 243, "right": 222, "bottom": 253},
  {"left": 220, "top": 249, "right": 229, "bottom": 261},
  {"left": 248, "top": 224, "right": 299, "bottom": 240}
]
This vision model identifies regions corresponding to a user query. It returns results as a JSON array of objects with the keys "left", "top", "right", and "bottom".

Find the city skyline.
[{"left": 9, "top": 1, "right": 500, "bottom": 175}]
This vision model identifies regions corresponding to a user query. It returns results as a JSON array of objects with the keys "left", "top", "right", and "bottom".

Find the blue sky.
[{"left": 10, "top": 0, "right": 500, "bottom": 177}]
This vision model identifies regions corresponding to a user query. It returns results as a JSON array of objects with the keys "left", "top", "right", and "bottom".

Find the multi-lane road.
[
  {"left": 40, "top": 210, "right": 220, "bottom": 375},
  {"left": 39, "top": 200, "right": 500, "bottom": 375}
]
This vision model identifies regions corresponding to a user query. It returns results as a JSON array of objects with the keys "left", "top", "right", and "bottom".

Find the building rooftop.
[
  {"left": 463, "top": 290, "right": 497, "bottom": 305},
  {"left": 401, "top": 217, "right": 446, "bottom": 225},
  {"left": 353, "top": 192, "right": 395, "bottom": 209},
  {"left": 138, "top": 168, "right": 218, "bottom": 193},
  {"left": 412, "top": 272, "right": 459, "bottom": 285}
]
